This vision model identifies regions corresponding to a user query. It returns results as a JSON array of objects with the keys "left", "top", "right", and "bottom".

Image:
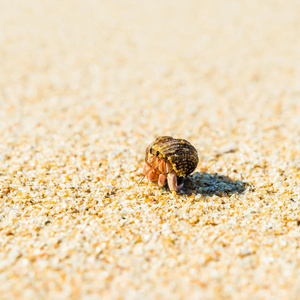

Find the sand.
[{"left": 0, "top": 0, "right": 300, "bottom": 299}]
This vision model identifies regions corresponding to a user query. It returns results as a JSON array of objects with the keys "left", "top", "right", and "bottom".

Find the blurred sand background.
[{"left": 1, "top": 0, "right": 300, "bottom": 299}]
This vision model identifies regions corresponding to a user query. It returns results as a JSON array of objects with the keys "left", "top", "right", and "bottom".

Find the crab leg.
[
  {"left": 167, "top": 171, "right": 177, "bottom": 191},
  {"left": 158, "top": 160, "right": 166, "bottom": 173},
  {"left": 143, "top": 155, "right": 157, "bottom": 176},
  {"left": 143, "top": 163, "right": 151, "bottom": 175},
  {"left": 158, "top": 174, "right": 166, "bottom": 187},
  {"left": 166, "top": 161, "right": 173, "bottom": 173},
  {"left": 147, "top": 170, "right": 159, "bottom": 182}
]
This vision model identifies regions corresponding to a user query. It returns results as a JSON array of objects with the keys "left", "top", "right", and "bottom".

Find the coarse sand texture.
[{"left": 1, "top": 0, "right": 300, "bottom": 299}]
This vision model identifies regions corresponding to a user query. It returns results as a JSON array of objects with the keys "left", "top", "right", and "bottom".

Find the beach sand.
[{"left": 0, "top": 0, "right": 300, "bottom": 299}]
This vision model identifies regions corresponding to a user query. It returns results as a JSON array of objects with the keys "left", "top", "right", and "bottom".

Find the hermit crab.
[{"left": 142, "top": 136, "right": 198, "bottom": 192}]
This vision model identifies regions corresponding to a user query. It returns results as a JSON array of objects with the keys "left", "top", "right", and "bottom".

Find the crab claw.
[{"left": 167, "top": 171, "right": 184, "bottom": 192}]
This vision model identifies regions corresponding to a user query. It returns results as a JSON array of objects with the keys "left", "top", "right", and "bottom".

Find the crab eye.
[{"left": 150, "top": 148, "right": 160, "bottom": 157}]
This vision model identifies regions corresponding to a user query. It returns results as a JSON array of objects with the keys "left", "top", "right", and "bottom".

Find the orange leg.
[
  {"left": 158, "top": 160, "right": 166, "bottom": 173},
  {"left": 158, "top": 174, "right": 166, "bottom": 187},
  {"left": 143, "top": 155, "right": 157, "bottom": 176},
  {"left": 147, "top": 170, "right": 159, "bottom": 182},
  {"left": 143, "top": 163, "right": 151, "bottom": 175},
  {"left": 166, "top": 161, "right": 173, "bottom": 173}
]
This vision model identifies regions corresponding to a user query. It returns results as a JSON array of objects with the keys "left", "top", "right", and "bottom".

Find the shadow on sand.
[{"left": 180, "top": 172, "right": 248, "bottom": 197}]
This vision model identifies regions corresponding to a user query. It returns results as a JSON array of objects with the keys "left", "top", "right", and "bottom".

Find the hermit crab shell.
[{"left": 145, "top": 136, "right": 198, "bottom": 177}]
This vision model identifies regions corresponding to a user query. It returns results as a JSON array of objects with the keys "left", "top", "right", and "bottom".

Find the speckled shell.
[{"left": 145, "top": 136, "right": 199, "bottom": 177}]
